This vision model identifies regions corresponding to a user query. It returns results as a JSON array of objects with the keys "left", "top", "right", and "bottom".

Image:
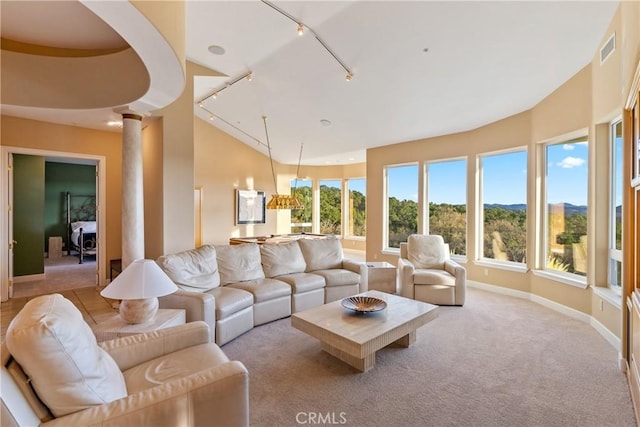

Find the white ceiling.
[{"left": 1, "top": 1, "right": 619, "bottom": 166}]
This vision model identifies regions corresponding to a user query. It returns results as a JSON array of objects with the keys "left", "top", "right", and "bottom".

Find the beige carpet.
[
  {"left": 12, "top": 255, "right": 97, "bottom": 299},
  {"left": 222, "top": 287, "right": 636, "bottom": 427}
]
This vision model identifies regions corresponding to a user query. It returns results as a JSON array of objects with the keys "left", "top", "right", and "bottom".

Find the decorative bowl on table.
[{"left": 341, "top": 296, "right": 387, "bottom": 313}]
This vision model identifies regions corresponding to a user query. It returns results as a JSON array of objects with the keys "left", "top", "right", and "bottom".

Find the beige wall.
[
  {"left": 0, "top": 115, "right": 122, "bottom": 284},
  {"left": 194, "top": 118, "right": 280, "bottom": 245}
]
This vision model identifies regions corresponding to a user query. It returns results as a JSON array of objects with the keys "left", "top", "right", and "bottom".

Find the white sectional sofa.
[{"left": 157, "top": 237, "right": 367, "bottom": 345}]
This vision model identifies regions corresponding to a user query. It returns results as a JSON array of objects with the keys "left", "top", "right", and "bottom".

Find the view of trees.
[
  {"left": 290, "top": 184, "right": 367, "bottom": 236},
  {"left": 319, "top": 184, "right": 341, "bottom": 234},
  {"left": 429, "top": 203, "right": 467, "bottom": 255},
  {"left": 483, "top": 206, "right": 526, "bottom": 262},
  {"left": 387, "top": 197, "right": 417, "bottom": 248},
  {"left": 294, "top": 184, "right": 588, "bottom": 274},
  {"left": 291, "top": 185, "right": 312, "bottom": 233}
]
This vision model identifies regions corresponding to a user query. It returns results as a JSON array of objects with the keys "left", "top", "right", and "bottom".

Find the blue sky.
[
  {"left": 297, "top": 140, "right": 592, "bottom": 207},
  {"left": 387, "top": 141, "right": 589, "bottom": 206}
]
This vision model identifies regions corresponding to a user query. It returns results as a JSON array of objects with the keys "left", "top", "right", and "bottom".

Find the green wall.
[
  {"left": 13, "top": 154, "right": 45, "bottom": 277},
  {"left": 44, "top": 162, "right": 96, "bottom": 252}
]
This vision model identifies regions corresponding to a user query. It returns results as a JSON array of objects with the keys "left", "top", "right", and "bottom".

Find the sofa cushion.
[
  {"left": 298, "top": 237, "right": 343, "bottom": 271},
  {"left": 157, "top": 245, "right": 220, "bottom": 292},
  {"left": 276, "top": 273, "right": 326, "bottom": 294},
  {"left": 227, "top": 278, "right": 292, "bottom": 303},
  {"left": 206, "top": 287, "right": 254, "bottom": 320},
  {"left": 413, "top": 269, "right": 456, "bottom": 286},
  {"left": 312, "top": 269, "right": 360, "bottom": 287},
  {"left": 216, "top": 243, "right": 265, "bottom": 285},
  {"left": 5, "top": 294, "right": 127, "bottom": 417},
  {"left": 407, "top": 234, "right": 446, "bottom": 270},
  {"left": 260, "top": 241, "right": 306, "bottom": 277}
]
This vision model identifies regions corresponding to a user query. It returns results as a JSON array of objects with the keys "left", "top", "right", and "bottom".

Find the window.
[
  {"left": 544, "top": 138, "right": 588, "bottom": 276},
  {"left": 480, "top": 150, "right": 527, "bottom": 263},
  {"left": 385, "top": 164, "right": 418, "bottom": 249},
  {"left": 346, "top": 178, "right": 366, "bottom": 237},
  {"left": 291, "top": 179, "right": 312, "bottom": 233},
  {"left": 609, "top": 120, "right": 623, "bottom": 289},
  {"left": 426, "top": 159, "right": 467, "bottom": 256},
  {"left": 319, "top": 179, "right": 341, "bottom": 235}
]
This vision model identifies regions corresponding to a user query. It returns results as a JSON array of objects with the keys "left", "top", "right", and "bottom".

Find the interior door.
[{"left": 7, "top": 153, "right": 14, "bottom": 299}]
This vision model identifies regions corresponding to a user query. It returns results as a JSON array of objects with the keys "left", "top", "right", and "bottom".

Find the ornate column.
[{"left": 121, "top": 112, "right": 144, "bottom": 269}]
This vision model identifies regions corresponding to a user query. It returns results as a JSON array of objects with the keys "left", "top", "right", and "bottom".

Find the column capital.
[{"left": 114, "top": 107, "right": 147, "bottom": 121}]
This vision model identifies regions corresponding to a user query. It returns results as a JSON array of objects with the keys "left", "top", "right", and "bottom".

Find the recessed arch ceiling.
[
  {"left": 1, "top": 0, "right": 128, "bottom": 51},
  {"left": 0, "top": 0, "right": 184, "bottom": 129}
]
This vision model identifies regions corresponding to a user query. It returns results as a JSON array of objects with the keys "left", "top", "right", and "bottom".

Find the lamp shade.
[{"left": 100, "top": 259, "right": 178, "bottom": 300}]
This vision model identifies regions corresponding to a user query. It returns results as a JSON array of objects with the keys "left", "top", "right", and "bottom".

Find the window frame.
[
  {"left": 345, "top": 177, "right": 366, "bottom": 239},
  {"left": 290, "top": 178, "right": 313, "bottom": 234},
  {"left": 383, "top": 163, "right": 419, "bottom": 252},
  {"left": 318, "top": 178, "right": 342, "bottom": 236},
  {"left": 536, "top": 130, "right": 589, "bottom": 287},
  {"left": 424, "top": 157, "right": 468, "bottom": 260},
  {"left": 608, "top": 118, "right": 623, "bottom": 293},
  {"left": 477, "top": 148, "right": 528, "bottom": 266}
]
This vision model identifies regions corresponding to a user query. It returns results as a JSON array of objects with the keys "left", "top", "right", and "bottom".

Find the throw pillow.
[
  {"left": 260, "top": 241, "right": 307, "bottom": 277},
  {"left": 157, "top": 244, "right": 220, "bottom": 292},
  {"left": 5, "top": 294, "right": 127, "bottom": 417},
  {"left": 407, "top": 234, "right": 446, "bottom": 269}
]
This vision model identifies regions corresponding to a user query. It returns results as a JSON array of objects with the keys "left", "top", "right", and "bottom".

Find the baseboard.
[
  {"left": 13, "top": 274, "right": 45, "bottom": 283},
  {"left": 468, "top": 280, "right": 619, "bottom": 351}
]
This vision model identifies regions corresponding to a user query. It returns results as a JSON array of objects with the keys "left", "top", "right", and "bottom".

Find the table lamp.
[{"left": 100, "top": 259, "right": 178, "bottom": 324}]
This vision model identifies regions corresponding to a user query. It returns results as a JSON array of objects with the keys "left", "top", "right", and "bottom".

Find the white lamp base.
[{"left": 119, "top": 298, "right": 159, "bottom": 324}]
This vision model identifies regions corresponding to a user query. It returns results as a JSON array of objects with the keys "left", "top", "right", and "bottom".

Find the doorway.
[{"left": 1, "top": 146, "right": 107, "bottom": 301}]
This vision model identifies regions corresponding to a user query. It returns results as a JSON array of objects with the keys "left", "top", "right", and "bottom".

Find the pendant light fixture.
[{"left": 262, "top": 116, "right": 304, "bottom": 210}]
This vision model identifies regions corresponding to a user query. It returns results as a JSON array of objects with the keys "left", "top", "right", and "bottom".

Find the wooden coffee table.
[{"left": 291, "top": 290, "right": 438, "bottom": 372}]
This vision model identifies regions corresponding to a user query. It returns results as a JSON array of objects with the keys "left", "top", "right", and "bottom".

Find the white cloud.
[
  {"left": 557, "top": 156, "right": 585, "bottom": 169},
  {"left": 562, "top": 144, "right": 575, "bottom": 150}
]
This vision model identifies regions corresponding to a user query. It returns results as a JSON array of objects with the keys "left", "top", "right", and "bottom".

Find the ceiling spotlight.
[
  {"left": 212, "top": 93, "right": 217, "bottom": 99},
  {"left": 345, "top": 71, "right": 353, "bottom": 81},
  {"left": 247, "top": 72, "right": 253, "bottom": 81},
  {"left": 297, "top": 23, "right": 304, "bottom": 36},
  {"left": 320, "top": 119, "right": 332, "bottom": 127},
  {"left": 209, "top": 114, "right": 215, "bottom": 121},
  {"left": 198, "top": 102, "right": 203, "bottom": 108}
]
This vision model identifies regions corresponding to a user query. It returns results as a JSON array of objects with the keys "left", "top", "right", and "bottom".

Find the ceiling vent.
[{"left": 600, "top": 33, "right": 615, "bottom": 64}]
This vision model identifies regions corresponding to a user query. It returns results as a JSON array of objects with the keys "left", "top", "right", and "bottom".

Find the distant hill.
[
  {"left": 484, "top": 203, "right": 588, "bottom": 216},
  {"left": 484, "top": 203, "right": 527, "bottom": 212}
]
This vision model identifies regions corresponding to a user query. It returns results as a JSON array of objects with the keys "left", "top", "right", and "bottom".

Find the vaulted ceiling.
[{"left": 1, "top": 1, "right": 619, "bottom": 165}]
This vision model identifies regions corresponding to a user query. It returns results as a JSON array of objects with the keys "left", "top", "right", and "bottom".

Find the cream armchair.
[
  {"left": 1, "top": 294, "right": 249, "bottom": 427},
  {"left": 398, "top": 234, "right": 466, "bottom": 306}
]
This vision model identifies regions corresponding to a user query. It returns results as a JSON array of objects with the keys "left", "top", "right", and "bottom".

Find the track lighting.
[
  {"left": 262, "top": 0, "right": 353, "bottom": 81},
  {"left": 196, "top": 70, "right": 252, "bottom": 105}
]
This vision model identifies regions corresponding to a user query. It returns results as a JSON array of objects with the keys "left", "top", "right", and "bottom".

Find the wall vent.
[{"left": 600, "top": 33, "right": 615, "bottom": 64}]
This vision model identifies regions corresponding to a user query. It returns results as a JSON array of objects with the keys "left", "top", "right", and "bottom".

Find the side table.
[
  {"left": 93, "top": 309, "right": 186, "bottom": 342},
  {"left": 366, "top": 262, "right": 397, "bottom": 294}
]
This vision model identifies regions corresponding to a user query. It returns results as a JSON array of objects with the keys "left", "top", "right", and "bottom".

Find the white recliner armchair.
[
  {"left": 1, "top": 294, "right": 249, "bottom": 427},
  {"left": 398, "top": 234, "right": 466, "bottom": 306}
]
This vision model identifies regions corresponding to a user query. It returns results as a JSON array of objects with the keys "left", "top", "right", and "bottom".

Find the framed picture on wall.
[{"left": 236, "top": 189, "right": 266, "bottom": 225}]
